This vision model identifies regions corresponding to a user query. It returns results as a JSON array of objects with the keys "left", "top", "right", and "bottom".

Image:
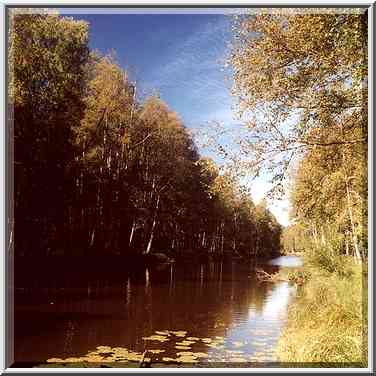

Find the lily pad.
[
  {"left": 46, "top": 358, "right": 65, "bottom": 363},
  {"left": 148, "top": 349, "right": 165, "bottom": 354},
  {"left": 176, "top": 340, "right": 194, "bottom": 346},
  {"left": 142, "top": 335, "right": 169, "bottom": 342},
  {"left": 96, "top": 346, "right": 112, "bottom": 351},
  {"left": 125, "top": 352, "right": 143, "bottom": 361},
  {"left": 162, "top": 357, "right": 176, "bottom": 362},
  {"left": 193, "top": 352, "right": 208, "bottom": 358},
  {"left": 100, "top": 358, "right": 117, "bottom": 363},
  {"left": 85, "top": 355, "right": 104, "bottom": 362},
  {"left": 175, "top": 345, "right": 191, "bottom": 350},
  {"left": 176, "top": 351, "right": 195, "bottom": 356},
  {"left": 176, "top": 356, "right": 198, "bottom": 364},
  {"left": 172, "top": 331, "right": 187, "bottom": 337},
  {"left": 112, "top": 347, "right": 126, "bottom": 352},
  {"left": 64, "top": 357, "right": 83, "bottom": 363},
  {"left": 155, "top": 331, "right": 170, "bottom": 336}
]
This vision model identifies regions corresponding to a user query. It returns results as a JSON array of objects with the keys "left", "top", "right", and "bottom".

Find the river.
[{"left": 14, "top": 255, "right": 302, "bottom": 367}]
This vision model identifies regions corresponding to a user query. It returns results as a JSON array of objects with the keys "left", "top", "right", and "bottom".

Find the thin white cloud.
[
  {"left": 146, "top": 16, "right": 231, "bottom": 98},
  {"left": 193, "top": 107, "right": 238, "bottom": 126}
]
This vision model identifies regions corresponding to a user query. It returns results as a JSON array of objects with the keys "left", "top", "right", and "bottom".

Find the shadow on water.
[{"left": 14, "top": 256, "right": 300, "bottom": 366}]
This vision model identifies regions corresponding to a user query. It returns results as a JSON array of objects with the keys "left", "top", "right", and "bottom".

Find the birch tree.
[{"left": 230, "top": 8, "right": 367, "bottom": 192}]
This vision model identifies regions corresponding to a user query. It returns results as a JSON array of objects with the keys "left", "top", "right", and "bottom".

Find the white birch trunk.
[{"left": 145, "top": 195, "right": 160, "bottom": 254}]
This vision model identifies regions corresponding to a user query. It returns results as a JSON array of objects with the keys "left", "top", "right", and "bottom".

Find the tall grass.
[{"left": 276, "top": 248, "right": 368, "bottom": 367}]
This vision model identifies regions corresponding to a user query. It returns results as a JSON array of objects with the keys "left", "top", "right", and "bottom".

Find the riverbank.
[{"left": 276, "top": 254, "right": 367, "bottom": 367}]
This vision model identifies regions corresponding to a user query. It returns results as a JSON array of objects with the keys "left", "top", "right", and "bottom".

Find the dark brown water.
[{"left": 14, "top": 256, "right": 302, "bottom": 365}]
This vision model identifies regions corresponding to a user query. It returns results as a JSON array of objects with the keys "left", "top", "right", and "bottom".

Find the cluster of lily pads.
[
  {"left": 141, "top": 329, "right": 278, "bottom": 363},
  {"left": 46, "top": 346, "right": 147, "bottom": 364},
  {"left": 45, "top": 328, "right": 278, "bottom": 366},
  {"left": 142, "top": 330, "right": 227, "bottom": 350}
]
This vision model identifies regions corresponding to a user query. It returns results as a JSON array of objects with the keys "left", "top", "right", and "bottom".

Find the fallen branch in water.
[
  {"left": 255, "top": 269, "right": 289, "bottom": 282},
  {"left": 255, "top": 268, "right": 307, "bottom": 285}
]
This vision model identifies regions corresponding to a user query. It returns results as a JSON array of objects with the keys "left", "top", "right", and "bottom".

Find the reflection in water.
[
  {"left": 200, "top": 264, "right": 204, "bottom": 291},
  {"left": 262, "top": 282, "right": 293, "bottom": 319},
  {"left": 145, "top": 268, "right": 150, "bottom": 292},
  {"left": 218, "top": 262, "right": 223, "bottom": 297},
  {"left": 268, "top": 255, "right": 303, "bottom": 267},
  {"left": 14, "top": 257, "right": 299, "bottom": 365},
  {"left": 169, "top": 263, "right": 174, "bottom": 296},
  {"left": 64, "top": 320, "right": 76, "bottom": 355},
  {"left": 207, "top": 282, "right": 296, "bottom": 363},
  {"left": 126, "top": 277, "right": 131, "bottom": 307}
]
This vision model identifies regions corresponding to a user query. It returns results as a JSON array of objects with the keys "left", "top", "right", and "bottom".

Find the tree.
[
  {"left": 230, "top": 8, "right": 367, "bottom": 193},
  {"left": 230, "top": 8, "right": 367, "bottom": 262},
  {"left": 290, "top": 136, "right": 366, "bottom": 261},
  {"left": 10, "top": 12, "right": 89, "bottom": 255},
  {"left": 281, "top": 223, "right": 307, "bottom": 254},
  {"left": 72, "top": 53, "right": 135, "bottom": 252},
  {"left": 10, "top": 12, "right": 283, "bottom": 261}
]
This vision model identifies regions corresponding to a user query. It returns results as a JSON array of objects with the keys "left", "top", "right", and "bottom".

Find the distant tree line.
[{"left": 9, "top": 13, "right": 282, "bottom": 259}]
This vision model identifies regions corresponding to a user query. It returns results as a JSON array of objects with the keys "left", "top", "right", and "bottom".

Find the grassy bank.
[{"left": 276, "top": 251, "right": 368, "bottom": 367}]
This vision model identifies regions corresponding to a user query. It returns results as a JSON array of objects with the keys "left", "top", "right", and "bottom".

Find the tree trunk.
[
  {"left": 89, "top": 227, "right": 95, "bottom": 248},
  {"left": 145, "top": 195, "right": 160, "bottom": 255},
  {"left": 321, "top": 230, "right": 326, "bottom": 246},
  {"left": 346, "top": 188, "right": 362, "bottom": 262},
  {"left": 129, "top": 218, "right": 136, "bottom": 248},
  {"left": 340, "top": 134, "right": 362, "bottom": 263},
  {"left": 344, "top": 169, "right": 362, "bottom": 262},
  {"left": 345, "top": 233, "right": 349, "bottom": 256},
  {"left": 312, "top": 225, "right": 319, "bottom": 247}
]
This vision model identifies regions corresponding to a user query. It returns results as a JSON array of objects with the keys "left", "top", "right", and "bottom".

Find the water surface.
[{"left": 14, "top": 256, "right": 301, "bottom": 365}]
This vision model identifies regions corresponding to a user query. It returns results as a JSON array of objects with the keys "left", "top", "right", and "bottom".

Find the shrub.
[{"left": 305, "top": 246, "right": 355, "bottom": 278}]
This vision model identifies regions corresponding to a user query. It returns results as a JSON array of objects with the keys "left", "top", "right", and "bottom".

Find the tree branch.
[{"left": 299, "top": 138, "right": 367, "bottom": 147}]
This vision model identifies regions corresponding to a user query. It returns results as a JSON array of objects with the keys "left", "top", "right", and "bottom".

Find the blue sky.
[
  {"left": 66, "top": 14, "right": 236, "bottom": 126},
  {"left": 64, "top": 11, "right": 290, "bottom": 226}
]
